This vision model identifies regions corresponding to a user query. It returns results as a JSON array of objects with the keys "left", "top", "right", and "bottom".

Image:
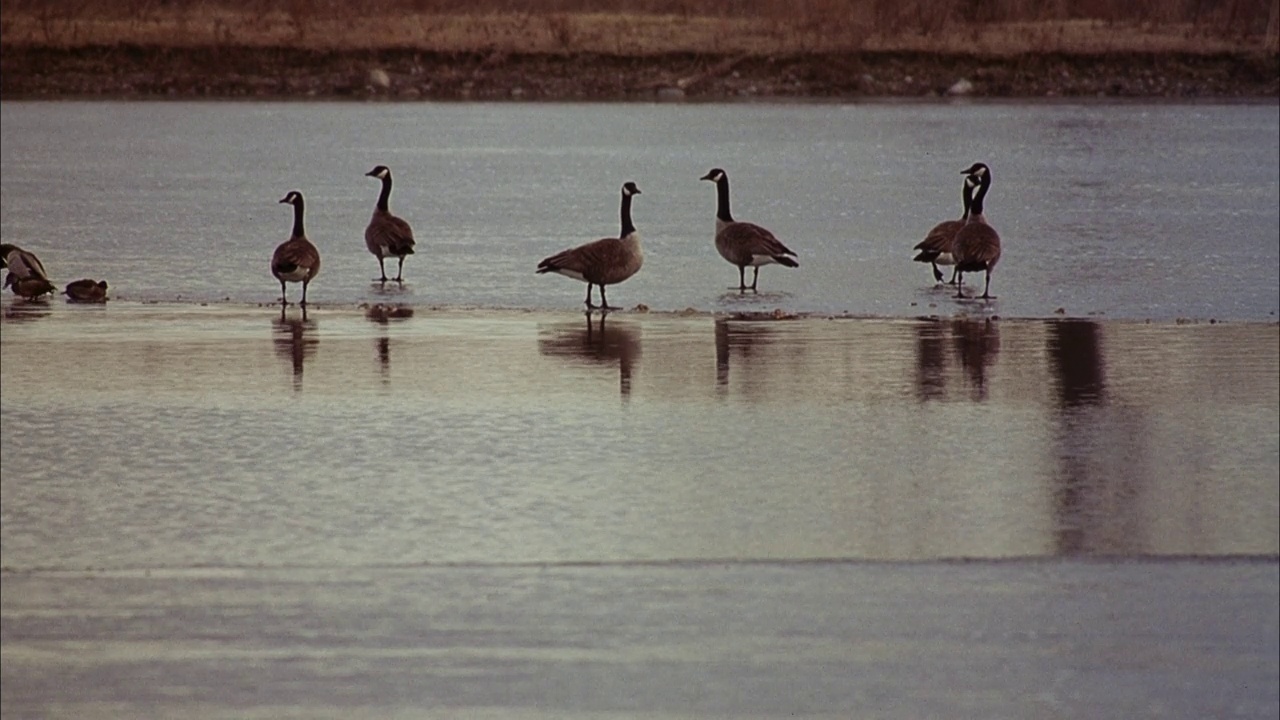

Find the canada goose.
[
  {"left": 912, "top": 173, "right": 977, "bottom": 283},
  {"left": 1, "top": 244, "right": 55, "bottom": 299},
  {"left": 699, "top": 168, "right": 798, "bottom": 292},
  {"left": 537, "top": 181, "right": 644, "bottom": 311},
  {"left": 64, "top": 279, "right": 109, "bottom": 303},
  {"left": 272, "top": 191, "right": 322, "bottom": 307},
  {"left": 952, "top": 162, "right": 1002, "bottom": 300},
  {"left": 5, "top": 275, "right": 56, "bottom": 300},
  {"left": 364, "top": 165, "right": 416, "bottom": 283}
]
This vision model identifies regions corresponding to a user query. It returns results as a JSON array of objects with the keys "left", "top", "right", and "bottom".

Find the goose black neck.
[
  {"left": 969, "top": 173, "right": 990, "bottom": 217},
  {"left": 291, "top": 199, "right": 306, "bottom": 238},
  {"left": 620, "top": 191, "right": 636, "bottom": 237},
  {"left": 961, "top": 180, "right": 973, "bottom": 220},
  {"left": 376, "top": 175, "right": 393, "bottom": 212},
  {"left": 715, "top": 177, "right": 734, "bottom": 223}
]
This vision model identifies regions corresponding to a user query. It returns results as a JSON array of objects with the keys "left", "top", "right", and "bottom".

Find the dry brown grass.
[{"left": 3, "top": 0, "right": 1276, "bottom": 55}]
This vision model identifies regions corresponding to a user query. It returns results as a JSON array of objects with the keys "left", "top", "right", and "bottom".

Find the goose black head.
[
  {"left": 700, "top": 168, "right": 727, "bottom": 183},
  {"left": 366, "top": 165, "right": 392, "bottom": 180},
  {"left": 0, "top": 243, "right": 16, "bottom": 269},
  {"left": 279, "top": 190, "right": 304, "bottom": 206},
  {"left": 961, "top": 162, "right": 990, "bottom": 180},
  {"left": 622, "top": 181, "right": 641, "bottom": 196}
]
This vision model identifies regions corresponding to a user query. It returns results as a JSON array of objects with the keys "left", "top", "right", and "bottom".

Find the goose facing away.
[
  {"left": 537, "top": 181, "right": 644, "bottom": 311},
  {"left": 699, "top": 168, "right": 798, "bottom": 292},
  {"left": 913, "top": 172, "right": 977, "bottom": 284},
  {"left": 1, "top": 244, "right": 55, "bottom": 299},
  {"left": 364, "top": 165, "right": 416, "bottom": 283},
  {"left": 952, "top": 162, "right": 1002, "bottom": 300},
  {"left": 272, "top": 191, "right": 322, "bottom": 307},
  {"left": 65, "top": 279, "right": 109, "bottom": 303}
]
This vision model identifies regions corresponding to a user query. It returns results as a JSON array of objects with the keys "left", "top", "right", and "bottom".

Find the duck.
[
  {"left": 271, "top": 191, "right": 322, "bottom": 307},
  {"left": 64, "top": 279, "right": 109, "bottom": 303},
  {"left": 912, "top": 172, "right": 976, "bottom": 284},
  {"left": 364, "top": 165, "right": 417, "bottom": 283},
  {"left": 952, "top": 163, "right": 1002, "bottom": 300},
  {"left": 537, "top": 181, "right": 644, "bottom": 311},
  {"left": 699, "top": 168, "right": 798, "bottom": 292}
]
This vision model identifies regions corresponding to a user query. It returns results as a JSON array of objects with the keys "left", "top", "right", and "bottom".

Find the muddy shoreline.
[{"left": 3, "top": 45, "right": 1277, "bottom": 100}]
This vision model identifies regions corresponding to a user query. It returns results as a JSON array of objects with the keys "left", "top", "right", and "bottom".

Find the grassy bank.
[{"left": 2, "top": 0, "right": 1277, "bottom": 98}]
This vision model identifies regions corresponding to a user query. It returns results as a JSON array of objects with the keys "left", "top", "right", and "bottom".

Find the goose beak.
[
  {"left": 278, "top": 196, "right": 290, "bottom": 204},
  {"left": 699, "top": 173, "right": 714, "bottom": 182},
  {"left": 365, "top": 169, "right": 377, "bottom": 177}
]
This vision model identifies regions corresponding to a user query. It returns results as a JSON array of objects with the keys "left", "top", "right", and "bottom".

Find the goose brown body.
[
  {"left": 272, "top": 191, "right": 322, "bottom": 307},
  {"left": 913, "top": 175, "right": 974, "bottom": 283},
  {"left": 951, "top": 163, "right": 1002, "bottom": 300},
  {"left": 700, "top": 168, "right": 798, "bottom": 292},
  {"left": 1, "top": 244, "right": 54, "bottom": 299},
  {"left": 537, "top": 181, "right": 643, "bottom": 310},
  {"left": 64, "top": 279, "right": 109, "bottom": 303},
  {"left": 364, "top": 165, "right": 416, "bottom": 283}
]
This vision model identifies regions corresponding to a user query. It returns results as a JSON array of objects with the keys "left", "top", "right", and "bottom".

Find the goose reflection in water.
[
  {"left": 1, "top": 302, "right": 52, "bottom": 324},
  {"left": 713, "top": 319, "right": 783, "bottom": 396},
  {"left": 537, "top": 311, "right": 640, "bottom": 398},
  {"left": 912, "top": 320, "right": 950, "bottom": 401},
  {"left": 273, "top": 307, "right": 318, "bottom": 392},
  {"left": 1046, "top": 319, "right": 1146, "bottom": 556},
  {"left": 365, "top": 303, "right": 414, "bottom": 381},
  {"left": 950, "top": 318, "right": 1000, "bottom": 401}
]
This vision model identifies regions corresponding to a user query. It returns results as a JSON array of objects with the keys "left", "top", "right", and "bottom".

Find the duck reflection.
[
  {"left": 951, "top": 318, "right": 1000, "bottom": 401},
  {"left": 273, "top": 307, "right": 318, "bottom": 392},
  {"left": 912, "top": 320, "right": 949, "bottom": 401},
  {"left": 1046, "top": 319, "right": 1139, "bottom": 556},
  {"left": 366, "top": 304, "right": 414, "bottom": 381},
  {"left": 538, "top": 311, "right": 641, "bottom": 398}
]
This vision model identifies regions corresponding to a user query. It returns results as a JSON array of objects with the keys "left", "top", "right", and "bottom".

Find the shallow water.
[
  {"left": 3, "top": 303, "right": 1278, "bottom": 718},
  {"left": 3, "top": 99, "right": 1279, "bottom": 718},
  {"left": 1, "top": 100, "right": 1277, "bottom": 319},
  {"left": 3, "top": 305, "right": 1276, "bottom": 569}
]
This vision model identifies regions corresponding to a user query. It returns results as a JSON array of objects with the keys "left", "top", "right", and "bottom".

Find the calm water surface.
[
  {"left": 2, "top": 100, "right": 1278, "bottom": 718},
  {"left": 1, "top": 100, "right": 1277, "bottom": 319}
]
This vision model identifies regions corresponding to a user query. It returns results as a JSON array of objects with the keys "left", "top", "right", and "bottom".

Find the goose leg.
[
  {"left": 279, "top": 280, "right": 289, "bottom": 307},
  {"left": 736, "top": 265, "right": 747, "bottom": 292},
  {"left": 584, "top": 283, "right": 597, "bottom": 309},
  {"left": 376, "top": 257, "right": 388, "bottom": 283},
  {"left": 599, "top": 285, "right": 614, "bottom": 311},
  {"left": 980, "top": 271, "right": 996, "bottom": 300},
  {"left": 300, "top": 280, "right": 309, "bottom": 307},
  {"left": 947, "top": 267, "right": 960, "bottom": 285},
  {"left": 750, "top": 267, "right": 760, "bottom": 292},
  {"left": 954, "top": 271, "right": 966, "bottom": 299},
  {"left": 931, "top": 262, "right": 944, "bottom": 283},
  {"left": 394, "top": 256, "right": 405, "bottom": 283}
]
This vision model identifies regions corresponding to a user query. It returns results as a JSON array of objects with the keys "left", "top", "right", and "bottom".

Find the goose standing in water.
[
  {"left": 699, "top": 168, "right": 798, "bottom": 292},
  {"left": 364, "top": 165, "right": 416, "bottom": 283},
  {"left": 952, "top": 163, "right": 1002, "bottom": 300},
  {"left": 1, "top": 243, "right": 55, "bottom": 300},
  {"left": 537, "top": 181, "right": 644, "bottom": 311},
  {"left": 913, "top": 172, "right": 977, "bottom": 284},
  {"left": 271, "top": 191, "right": 322, "bottom": 307}
]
